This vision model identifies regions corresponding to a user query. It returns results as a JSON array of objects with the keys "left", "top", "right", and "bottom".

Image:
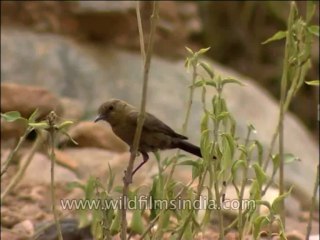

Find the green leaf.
[
  {"left": 1, "top": 111, "right": 22, "bottom": 122},
  {"left": 221, "top": 77, "right": 244, "bottom": 87},
  {"left": 271, "top": 186, "right": 293, "bottom": 214},
  {"left": 272, "top": 154, "right": 280, "bottom": 171},
  {"left": 253, "top": 215, "right": 270, "bottom": 239},
  {"left": 253, "top": 140, "right": 264, "bottom": 166},
  {"left": 305, "top": 80, "right": 320, "bottom": 86},
  {"left": 253, "top": 163, "right": 267, "bottom": 187},
  {"left": 237, "top": 144, "right": 248, "bottom": 156},
  {"left": 272, "top": 153, "right": 300, "bottom": 171},
  {"left": 308, "top": 25, "right": 319, "bottom": 37},
  {"left": 107, "top": 163, "right": 115, "bottom": 192},
  {"left": 231, "top": 159, "right": 247, "bottom": 177},
  {"left": 262, "top": 30, "right": 287, "bottom": 44},
  {"left": 185, "top": 46, "right": 194, "bottom": 55},
  {"left": 221, "top": 136, "right": 232, "bottom": 171},
  {"left": 193, "top": 80, "right": 204, "bottom": 88},
  {"left": 221, "top": 133, "right": 235, "bottom": 157},
  {"left": 177, "top": 160, "right": 200, "bottom": 168},
  {"left": 110, "top": 210, "right": 121, "bottom": 235},
  {"left": 248, "top": 123, "right": 257, "bottom": 134},
  {"left": 184, "top": 58, "right": 191, "bottom": 69},
  {"left": 197, "top": 47, "right": 211, "bottom": 55},
  {"left": 250, "top": 180, "right": 261, "bottom": 200},
  {"left": 192, "top": 163, "right": 201, "bottom": 180},
  {"left": 61, "top": 130, "right": 79, "bottom": 146},
  {"left": 216, "top": 111, "right": 229, "bottom": 121},
  {"left": 306, "top": 1, "right": 316, "bottom": 23},
  {"left": 28, "top": 109, "right": 39, "bottom": 122},
  {"left": 200, "top": 129, "right": 212, "bottom": 160},
  {"left": 199, "top": 61, "right": 214, "bottom": 78},
  {"left": 28, "top": 122, "right": 50, "bottom": 130},
  {"left": 283, "top": 153, "right": 300, "bottom": 164},
  {"left": 130, "top": 209, "right": 144, "bottom": 234},
  {"left": 205, "top": 79, "right": 217, "bottom": 88},
  {"left": 85, "top": 176, "right": 96, "bottom": 200},
  {"left": 201, "top": 111, "right": 209, "bottom": 132},
  {"left": 66, "top": 181, "right": 85, "bottom": 191},
  {"left": 57, "top": 120, "right": 74, "bottom": 130}
]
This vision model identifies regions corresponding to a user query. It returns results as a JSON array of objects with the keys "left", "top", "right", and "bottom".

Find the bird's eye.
[{"left": 109, "top": 105, "right": 114, "bottom": 111}]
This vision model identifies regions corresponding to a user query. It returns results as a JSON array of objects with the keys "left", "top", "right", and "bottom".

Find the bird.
[{"left": 94, "top": 99, "right": 208, "bottom": 176}]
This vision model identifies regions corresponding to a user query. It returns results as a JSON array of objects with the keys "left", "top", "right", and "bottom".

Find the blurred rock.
[
  {"left": 1, "top": 206, "right": 22, "bottom": 228},
  {"left": 20, "top": 152, "right": 78, "bottom": 185},
  {"left": 0, "top": 120, "right": 27, "bottom": 142},
  {"left": 12, "top": 220, "right": 35, "bottom": 238},
  {"left": 225, "top": 186, "right": 301, "bottom": 218},
  {"left": 0, "top": 230, "right": 23, "bottom": 240},
  {"left": 286, "top": 231, "right": 305, "bottom": 240},
  {"left": 1, "top": 28, "right": 318, "bottom": 207},
  {"left": 71, "top": 1, "right": 201, "bottom": 57},
  {"left": 0, "top": 83, "right": 63, "bottom": 119},
  {"left": 74, "top": 1, "right": 135, "bottom": 13},
  {"left": 59, "top": 121, "right": 128, "bottom": 152},
  {"left": 62, "top": 148, "right": 129, "bottom": 182},
  {"left": 55, "top": 149, "right": 79, "bottom": 171},
  {"left": 60, "top": 97, "right": 84, "bottom": 121},
  {"left": 225, "top": 231, "right": 239, "bottom": 240}
]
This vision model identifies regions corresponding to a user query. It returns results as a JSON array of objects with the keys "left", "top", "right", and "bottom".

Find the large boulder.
[{"left": 1, "top": 83, "right": 63, "bottom": 119}]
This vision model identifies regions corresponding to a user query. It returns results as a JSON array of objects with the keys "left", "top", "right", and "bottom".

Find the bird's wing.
[{"left": 127, "top": 111, "right": 187, "bottom": 139}]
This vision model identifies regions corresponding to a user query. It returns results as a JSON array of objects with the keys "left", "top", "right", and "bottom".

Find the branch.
[{"left": 120, "top": 2, "right": 159, "bottom": 239}]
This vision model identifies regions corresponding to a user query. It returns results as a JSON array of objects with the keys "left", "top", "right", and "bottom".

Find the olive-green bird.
[{"left": 95, "top": 99, "right": 206, "bottom": 175}]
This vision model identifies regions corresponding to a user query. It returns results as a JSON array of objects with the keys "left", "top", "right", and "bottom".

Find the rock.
[
  {"left": 225, "top": 231, "right": 239, "bottom": 240},
  {"left": 62, "top": 148, "right": 155, "bottom": 188},
  {"left": 55, "top": 149, "right": 79, "bottom": 171},
  {"left": 1, "top": 28, "right": 318, "bottom": 207},
  {"left": 225, "top": 186, "right": 301, "bottom": 218},
  {"left": 12, "top": 220, "right": 35, "bottom": 237},
  {"left": 74, "top": 1, "right": 135, "bottom": 13},
  {"left": 20, "top": 152, "right": 78, "bottom": 185},
  {"left": 286, "top": 230, "right": 305, "bottom": 240},
  {"left": 0, "top": 83, "right": 63, "bottom": 119},
  {"left": 60, "top": 97, "right": 84, "bottom": 122},
  {"left": 0, "top": 230, "right": 24, "bottom": 240},
  {"left": 1, "top": 206, "right": 22, "bottom": 228},
  {"left": 0, "top": 120, "right": 27, "bottom": 143},
  {"left": 60, "top": 121, "right": 128, "bottom": 152}
]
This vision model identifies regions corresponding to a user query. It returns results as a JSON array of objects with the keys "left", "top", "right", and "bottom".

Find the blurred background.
[
  {"left": 1, "top": 2, "right": 319, "bottom": 239},
  {"left": 1, "top": 1, "right": 319, "bottom": 135}
]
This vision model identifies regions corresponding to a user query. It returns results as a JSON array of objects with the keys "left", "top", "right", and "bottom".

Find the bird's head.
[{"left": 94, "top": 99, "right": 127, "bottom": 124}]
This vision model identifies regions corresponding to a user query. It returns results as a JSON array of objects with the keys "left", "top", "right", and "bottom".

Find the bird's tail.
[{"left": 173, "top": 140, "right": 202, "bottom": 158}]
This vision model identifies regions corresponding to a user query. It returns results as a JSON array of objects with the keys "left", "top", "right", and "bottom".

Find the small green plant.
[
  {"left": 262, "top": 1, "right": 319, "bottom": 225},
  {"left": 1, "top": 109, "right": 76, "bottom": 240}
]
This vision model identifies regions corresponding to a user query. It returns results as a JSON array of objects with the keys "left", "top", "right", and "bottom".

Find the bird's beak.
[{"left": 94, "top": 115, "right": 104, "bottom": 122}]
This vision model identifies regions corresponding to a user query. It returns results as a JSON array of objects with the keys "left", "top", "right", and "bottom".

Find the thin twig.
[
  {"left": 136, "top": 1, "right": 146, "bottom": 61},
  {"left": 306, "top": 164, "right": 319, "bottom": 240},
  {"left": 47, "top": 112, "right": 63, "bottom": 240},
  {"left": 1, "top": 131, "right": 43, "bottom": 201},
  {"left": 120, "top": 2, "right": 159, "bottom": 240},
  {"left": 1, "top": 129, "right": 31, "bottom": 176},
  {"left": 278, "top": 2, "right": 296, "bottom": 227}
]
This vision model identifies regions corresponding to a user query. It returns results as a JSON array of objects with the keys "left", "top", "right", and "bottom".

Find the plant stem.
[
  {"left": 49, "top": 129, "right": 63, "bottom": 240},
  {"left": 278, "top": 2, "right": 297, "bottom": 227},
  {"left": 306, "top": 164, "right": 319, "bottom": 240},
  {"left": 1, "top": 129, "right": 31, "bottom": 176},
  {"left": 120, "top": 2, "right": 159, "bottom": 240},
  {"left": 136, "top": 1, "right": 145, "bottom": 61},
  {"left": 1, "top": 131, "right": 43, "bottom": 202}
]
